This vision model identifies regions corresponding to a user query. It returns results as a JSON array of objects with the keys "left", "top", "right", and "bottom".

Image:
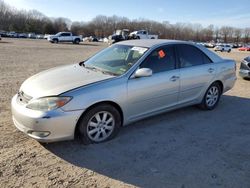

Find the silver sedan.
[{"left": 11, "top": 40, "right": 237, "bottom": 144}]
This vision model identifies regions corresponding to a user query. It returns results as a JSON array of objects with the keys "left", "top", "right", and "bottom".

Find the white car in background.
[
  {"left": 214, "top": 44, "right": 232, "bottom": 53},
  {"left": 129, "top": 30, "right": 158, "bottom": 39},
  {"left": 48, "top": 32, "right": 82, "bottom": 44}
]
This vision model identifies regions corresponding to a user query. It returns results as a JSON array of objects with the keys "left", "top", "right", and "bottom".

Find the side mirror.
[{"left": 134, "top": 68, "right": 152, "bottom": 78}]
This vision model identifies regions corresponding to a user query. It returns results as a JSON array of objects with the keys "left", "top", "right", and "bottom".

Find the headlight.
[{"left": 26, "top": 96, "right": 72, "bottom": 111}]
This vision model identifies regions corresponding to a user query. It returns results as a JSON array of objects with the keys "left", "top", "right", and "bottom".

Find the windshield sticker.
[
  {"left": 131, "top": 47, "right": 148, "bottom": 54},
  {"left": 158, "top": 50, "right": 166, "bottom": 58}
]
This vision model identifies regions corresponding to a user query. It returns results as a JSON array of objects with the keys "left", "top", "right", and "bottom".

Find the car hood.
[{"left": 20, "top": 64, "right": 115, "bottom": 98}]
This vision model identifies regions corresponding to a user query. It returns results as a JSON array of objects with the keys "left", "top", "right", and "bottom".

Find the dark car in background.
[{"left": 108, "top": 29, "right": 130, "bottom": 44}]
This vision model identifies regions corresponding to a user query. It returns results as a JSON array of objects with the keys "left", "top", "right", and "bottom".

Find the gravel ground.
[{"left": 0, "top": 38, "right": 250, "bottom": 188}]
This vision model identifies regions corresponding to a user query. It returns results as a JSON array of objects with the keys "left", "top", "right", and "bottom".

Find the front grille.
[{"left": 17, "top": 91, "right": 32, "bottom": 104}]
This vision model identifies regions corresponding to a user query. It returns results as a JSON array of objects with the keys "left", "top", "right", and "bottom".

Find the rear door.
[
  {"left": 127, "top": 45, "right": 180, "bottom": 120},
  {"left": 176, "top": 44, "right": 216, "bottom": 104},
  {"left": 59, "top": 33, "right": 71, "bottom": 42}
]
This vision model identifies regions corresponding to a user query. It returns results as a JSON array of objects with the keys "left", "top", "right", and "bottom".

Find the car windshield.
[{"left": 83, "top": 44, "right": 148, "bottom": 76}]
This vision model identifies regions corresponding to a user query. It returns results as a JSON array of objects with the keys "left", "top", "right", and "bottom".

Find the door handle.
[
  {"left": 170, "top": 76, "right": 180, "bottom": 82},
  {"left": 208, "top": 68, "right": 215, "bottom": 73}
]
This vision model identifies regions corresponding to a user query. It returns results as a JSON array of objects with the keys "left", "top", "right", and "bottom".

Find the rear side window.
[
  {"left": 177, "top": 44, "right": 212, "bottom": 68},
  {"left": 61, "top": 33, "right": 70, "bottom": 36},
  {"left": 203, "top": 54, "right": 213, "bottom": 64},
  {"left": 140, "top": 45, "right": 176, "bottom": 73}
]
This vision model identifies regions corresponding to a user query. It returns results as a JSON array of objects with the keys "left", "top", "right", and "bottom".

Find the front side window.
[
  {"left": 84, "top": 45, "right": 148, "bottom": 76},
  {"left": 140, "top": 45, "right": 176, "bottom": 73},
  {"left": 177, "top": 44, "right": 208, "bottom": 68}
]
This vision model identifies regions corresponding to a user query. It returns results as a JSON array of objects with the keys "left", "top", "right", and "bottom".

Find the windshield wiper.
[
  {"left": 100, "top": 70, "right": 119, "bottom": 76},
  {"left": 84, "top": 65, "right": 99, "bottom": 72},
  {"left": 82, "top": 64, "right": 118, "bottom": 76}
]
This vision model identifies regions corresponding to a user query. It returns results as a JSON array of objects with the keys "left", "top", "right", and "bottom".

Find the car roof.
[
  {"left": 117, "top": 39, "right": 223, "bottom": 63},
  {"left": 117, "top": 39, "right": 188, "bottom": 48}
]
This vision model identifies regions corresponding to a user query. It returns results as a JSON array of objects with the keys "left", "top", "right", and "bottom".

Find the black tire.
[
  {"left": 136, "top": 36, "right": 140, "bottom": 39},
  {"left": 78, "top": 104, "right": 121, "bottom": 145},
  {"left": 228, "top": 49, "right": 231, "bottom": 53},
  {"left": 53, "top": 39, "right": 58, "bottom": 43},
  {"left": 198, "top": 82, "right": 222, "bottom": 110},
  {"left": 74, "top": 38, "right": 80, "bottom": 44}
]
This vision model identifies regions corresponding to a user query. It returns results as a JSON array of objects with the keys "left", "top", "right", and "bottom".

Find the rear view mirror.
[{"left": 134, "top": 68, "right": 152, "bottom": 78}]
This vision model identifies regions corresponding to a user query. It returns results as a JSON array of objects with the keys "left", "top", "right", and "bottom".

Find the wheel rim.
[
  {"left": 87, "top": 111, "right": 115, "bottom": 142},
  {"left": 206, "top": 86, "right": 219, "bottom": 107}
]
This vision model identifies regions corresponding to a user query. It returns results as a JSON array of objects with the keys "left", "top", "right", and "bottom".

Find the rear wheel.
[
  {"left": 199, "top": 82, "right": 222, "bottom": 110},
  {"left": 74, "top": 38, "right": 80, "bottom": 44},
  {"left": 78, "top": 104, "right": 121, "bottom": 144}
]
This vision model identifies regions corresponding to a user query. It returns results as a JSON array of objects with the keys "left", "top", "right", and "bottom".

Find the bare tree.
[
  {"left": 1, "top": 0, "right": 250, "bottom": 43},
  {"left": 243, "top": 28, "right": 250, "bottom": 43},
  {"left": 220, "top": 26, "right": 234, "bottom": 43},
  {"left": 234, "top": 28, "right": 242, "bottom": 43}
]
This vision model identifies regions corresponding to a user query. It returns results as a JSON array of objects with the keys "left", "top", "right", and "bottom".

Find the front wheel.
[
  {"left": 78, "top": 104, "right": 121, "bottom": 144},
  {"left": 199, "top": 82, "right": 221, "bottom": 110},
  {"left": 53, "top": 39, "right": 58, "bottom": 43}
]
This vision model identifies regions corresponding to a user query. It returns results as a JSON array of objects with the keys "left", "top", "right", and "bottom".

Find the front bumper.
[
  {"left": 239, "top": 69, "right": 250, "bottom": 78},
  {"left": 11, "top": 94, "right": 83, "bottom": 142}
]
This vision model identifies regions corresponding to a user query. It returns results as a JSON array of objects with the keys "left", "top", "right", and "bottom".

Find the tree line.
[{"left": 0, "top": 0, "right": 249, "bottom": 43}]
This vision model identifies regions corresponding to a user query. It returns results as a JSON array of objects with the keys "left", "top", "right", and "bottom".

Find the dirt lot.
[{"left": 0, "top": 38, "right": 250, "bottom": 188}]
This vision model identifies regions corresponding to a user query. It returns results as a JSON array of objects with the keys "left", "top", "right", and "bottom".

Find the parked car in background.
[
  {"left": 238, "top": 46, "right": 250, "bottom": 51},
  {"left": 36, "top": 34, "right": 44, "bottom": 39},
  {"left": 232, "top": 43, "right": 242, "bottom": 48},
  {"left": 0, "top": 30, "right": 7, "bottom": 37},
  {"left": 129, "top": 30, "right": 158, "bottom": 39},
  {"left": 7, "top": 31, "right": 18, "bottom": 38},
  {"left": 214, "top": 44, "right": 232, "bottom": 52},
  {"left": 28, "top": 33, "right": 36, "bottom": 39},
  {"left": 90, "top": 36, "right": 98, "bottom": 42},
  {"left": 48, "top": 32, "right": 82, "bottom": 44},
  {"left": 103, "top": 37, "right": 109, "bottom": 43},
  {"left": 108, "top": 29, "right": 130, "bottom": 44},
  {"left": 18, "top": 33, "right": 28, "bottom": 38},
  {"left": 11, "top": 40, "right": 236, "bottom": 144},
  {"left": 239, "top": 56, "right": 250, "bottom": 79},
  {"left": 205, "top": 42, "right": 215, "bottom": 48},
  {"left": 44, "top": 34, "right": 52, "bottom": 39}
]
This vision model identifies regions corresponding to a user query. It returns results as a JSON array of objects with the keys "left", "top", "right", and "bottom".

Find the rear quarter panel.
[{"left": 214, "top": 59, "right": 237, "bottom": 93}]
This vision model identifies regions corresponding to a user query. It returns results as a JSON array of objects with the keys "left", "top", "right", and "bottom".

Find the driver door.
[{"left": 127, "top": 45, "right": 180, "bottom": 121}]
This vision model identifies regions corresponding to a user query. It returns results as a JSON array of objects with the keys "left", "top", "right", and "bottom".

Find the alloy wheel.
[
  {"left": 86, "top": 111, "right": 115, "bottom": 142},
  {"left": 206, "top": 86, "right": 219, "bottom": 107}
]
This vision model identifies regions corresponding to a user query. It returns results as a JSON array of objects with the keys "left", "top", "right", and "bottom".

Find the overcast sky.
[{"left": 5, "top": 0, "right": 250, "bottom": 28}]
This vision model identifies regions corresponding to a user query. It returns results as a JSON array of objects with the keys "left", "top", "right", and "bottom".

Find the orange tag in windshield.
[{"left": 158, "top": 50, "right": 166, "bottom": 58}]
